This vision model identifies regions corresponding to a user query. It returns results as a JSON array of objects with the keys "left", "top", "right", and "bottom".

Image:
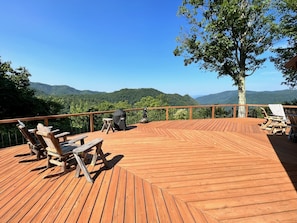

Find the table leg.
[
  {"left": 74, "top": 153, "right": 93, "bottom": 183},
  {"left": 91, "top": 144, "right": 109, "bottom": 167},
  {"left": 101, "top": 121, "right": 107, "bottom": 132}
]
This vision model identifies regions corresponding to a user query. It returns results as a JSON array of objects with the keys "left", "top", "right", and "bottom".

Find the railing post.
[
  {"left": 166, "top": 107, "right": 169, "bottom": 121},
  {"left": 189, "top": 107, "right": 193, "bottom": 120},
  {"left": 211, "top": 105, "right": 215, "bottom": 119},
  {"left": 245, "top": 104, "right": 249, "bottom": 117},
  {"left": 233, "top": 106, "right": 237, "bottom": 118},
  {"left": 44, "top": 118, "right": 49, "bottom": 126},
  {"left": 90, "top": 113, "right": 94, "bottom": 132}
]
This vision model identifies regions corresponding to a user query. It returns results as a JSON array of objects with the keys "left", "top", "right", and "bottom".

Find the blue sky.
[{"left": 0, "top": 0, "right": 289, "bottom": 97}]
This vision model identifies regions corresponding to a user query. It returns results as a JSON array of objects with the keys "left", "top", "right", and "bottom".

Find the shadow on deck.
[{"left": 268, "top": 134, "right": 297, "bottom": 191}]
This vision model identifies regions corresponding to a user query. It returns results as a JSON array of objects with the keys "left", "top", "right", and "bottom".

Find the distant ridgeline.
[
  {"left": 30, "top": 82, "right": 198, "bottom": 106},
  {"left": 195, "top": 90, "right": 297, "bottom": 105},
  {"left": 30, "top": 82, "right": 296, "bottom": 106}
]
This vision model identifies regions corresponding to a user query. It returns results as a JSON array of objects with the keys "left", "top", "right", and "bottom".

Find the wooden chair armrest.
[
  {"left": 54, "top": 132, "right": 70, "bottom": 138},
  {"left": 51, "top": 129, "right": 60, "bottom": 133},
  {"left": 61, "top": 135, "right": 88, "bottom": 146},
  {"left": 28, "top": 128, "right": 36, "bottom": 133},
  {"left": 54, "top": 132, "right": 71, "bottom": 142}
]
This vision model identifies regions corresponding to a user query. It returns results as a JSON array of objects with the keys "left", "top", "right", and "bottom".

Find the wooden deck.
[{"left": 1, "top": 118, "right": 297, "bottom": 222}]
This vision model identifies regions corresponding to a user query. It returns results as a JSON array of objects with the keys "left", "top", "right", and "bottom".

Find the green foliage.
[
  {"left": 215, "top": 107, "right": 231, "bottom": 118},
  {"left": 0, "top": 58, "right": 61, "bottom": 119},
  {"left": 114, "top": 101, "right": 131, "bottom": 110},
  {"left": 30, "top": 82, "right": 102, "bottom": 95},
  {"left": 133, "top": 96, "right": 168, "bottom": 122},
  {"left": 175, "top": 0, "right": 276, "bottom": 116},
  {"left": 134, "top": 95, "right": 168, "bottom": 108},
  {"left": 32, "top": 84, "right": 198, "bottom": 115},
  {"left": 67, "top": 99, "right": 133, "bottom": 131},
  {"left": 32, "top": 83, "right": 199, "bottom": 107},
  {"left": 192, "top": 107, "right": 211, "bottom": 119},
  {"left": 173, "top": 109, "right": 188, "bottom": 120},
  {"left": 248, "top": 107, "right": 263, "bottom": 118},
  {"left": 69, "top": 100, "right": 89, "bottom": 129},
  {"left": 175, "top": 0, "right": 275, "bottom": 79},
  {"left": 270, "top": 0, "right": 297, "bottom": 88}
]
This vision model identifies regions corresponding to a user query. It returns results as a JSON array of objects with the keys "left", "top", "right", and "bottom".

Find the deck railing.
[{"left": 1, "top": 104, "right": 297, "bottom": 148}]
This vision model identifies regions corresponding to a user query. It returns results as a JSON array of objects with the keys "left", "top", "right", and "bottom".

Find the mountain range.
[
  {"left": 195, "top": 90, "right": 297, "bottom": 104},
  {"left": 30, "top": 82, "right": 103, "bottom": 95},
  {"left": 30, "top": 82, "right": 198, "bottom": 106},
  {"left": 30, "top": 82, "right": 297, "bottom": 105}
]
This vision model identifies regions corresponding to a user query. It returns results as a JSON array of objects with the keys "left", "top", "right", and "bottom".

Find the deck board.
[{"left": 1, "top": 118, "right": 297, "bottom": 222}]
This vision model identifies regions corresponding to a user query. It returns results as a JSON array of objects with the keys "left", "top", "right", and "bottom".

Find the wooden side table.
[{"left": 101, "top": 118, "right": 115, "bottom": 134}]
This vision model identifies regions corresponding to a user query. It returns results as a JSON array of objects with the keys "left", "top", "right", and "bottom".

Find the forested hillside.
[
  {"left": 196, "top": 90, "right": 297, "bottom": 104},
  {"left": 31, "top": 82, "right": 297, "bottom": 107},
  {"left": 30, "top": 82, "right": 198, "bottom": 106},
  {"left": 30, "top": 82, "right": 102, "bottom": 95}
]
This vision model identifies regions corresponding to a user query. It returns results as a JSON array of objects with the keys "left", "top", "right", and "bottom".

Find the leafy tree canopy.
[
  {"left": 271, "top": 0, "right": 297, "bottom": 87},
  {"left": 174, "top": 0, "right": 276, "bottom": 117},
  {"left": 134, "top": 95, "right": 169, "bottom": 108},
  {"left": 0, "top": 58, "right": 62, "bottom": 119}
]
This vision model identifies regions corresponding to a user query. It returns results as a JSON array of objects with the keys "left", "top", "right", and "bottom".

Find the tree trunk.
[{"left": 237, "top": 75, "right": 246, "bottom": 118}]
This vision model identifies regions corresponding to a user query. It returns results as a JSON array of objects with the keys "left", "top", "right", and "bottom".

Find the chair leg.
[
  {"left": 61, "top": 161, "right": 66, "bottom": 173},
  {"left": 36, "top": 151, "right": 41, "bottom": 160},
  {"left": 47, "top": 156, "right": 51, "bottom": 168},
  {"left": 261, "top": 119, "right": 272, "bottom": 129},
  {"left": 28, "top": 144, "right": 35, "bottom": 156}
]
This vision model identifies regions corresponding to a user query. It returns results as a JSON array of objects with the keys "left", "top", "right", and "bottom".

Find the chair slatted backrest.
[
  {"left": 268, "top": 104, "right": 287, "bottom": 121},
  {"left": 17, "top": 124, "right": 39, "bottom": 147},
  {"left": 34, "top": 132, "right": 47, "bottom": 149},
  {"left": 36, "top": 124, "right": 63, "bottom": 156}
]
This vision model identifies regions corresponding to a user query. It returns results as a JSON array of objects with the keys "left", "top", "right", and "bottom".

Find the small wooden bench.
[
  {"left": 101, "top": 118, "right": 115, "bottom": 134},
  {"left": 72, "top": 138, "right": 108, "bottom": 183}
]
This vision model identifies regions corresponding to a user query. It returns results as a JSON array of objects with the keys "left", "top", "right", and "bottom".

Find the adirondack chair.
[
  {"left": 37, "top": 123, "right": 109, "bottom": 182},
  {"left": 260, "top": 105, "right": 288, "bottom": 135},
  {"left": 260, "top": 107, "right": 283, "bottom": 129},
  {"left": 16, "top": 121, "right": 72, "bottom": 162},
  {"left": 16, "top": 123, "right": 47, "bottom": 161},
  {"left": 36, "top": 123, "right": 87, "bottom": 178}
]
